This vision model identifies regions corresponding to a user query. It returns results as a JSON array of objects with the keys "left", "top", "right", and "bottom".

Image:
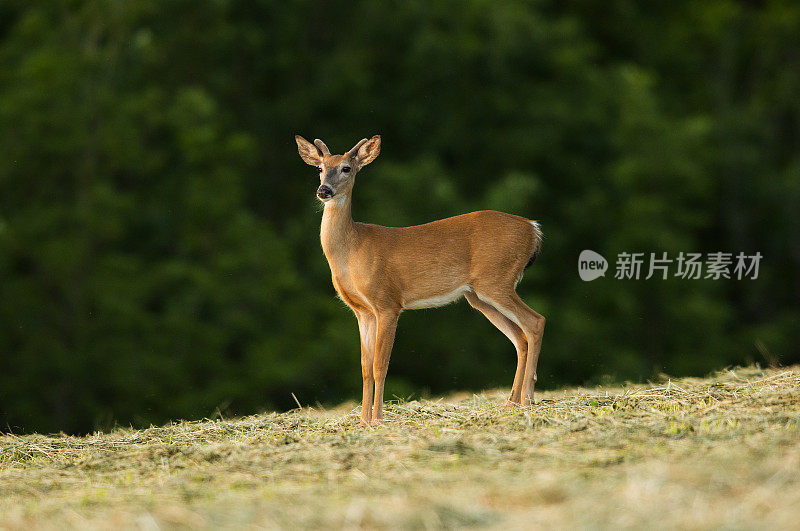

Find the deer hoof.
[{"left": 521, "top": 395, "right": 535, "bottom": 407}]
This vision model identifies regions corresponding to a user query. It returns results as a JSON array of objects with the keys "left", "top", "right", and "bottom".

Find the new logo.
[{"left": 578, "top": 250, "right": 608, "bottom": 281}]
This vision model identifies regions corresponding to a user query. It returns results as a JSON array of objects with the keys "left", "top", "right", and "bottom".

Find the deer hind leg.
[
  {"left": 356, "top": 311, "right": 377, "bottom": 426},
  {"left": 464, "top": 291, "right": 529, "bottom": 406},
  {"left": 372, "top": 310, "right": 399, "bottom": 423},
  {"left": 472, "top": 288, "right": 545, "bottom": 406}
]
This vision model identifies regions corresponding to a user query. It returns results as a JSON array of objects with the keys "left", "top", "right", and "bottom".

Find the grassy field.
[{"left": 1, "top": 366, "right": 799, "bottom": 529}]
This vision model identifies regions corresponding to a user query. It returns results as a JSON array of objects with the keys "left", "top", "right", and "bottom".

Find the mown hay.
[{"left": 1, "top": 366, "right": 799, "bottom": 529}]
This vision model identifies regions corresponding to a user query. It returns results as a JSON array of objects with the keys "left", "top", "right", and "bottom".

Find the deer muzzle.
[{"left": 317, "top": 184, "right": 333, "bottom": 200}]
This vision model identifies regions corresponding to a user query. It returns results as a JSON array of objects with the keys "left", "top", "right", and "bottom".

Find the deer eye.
[{"left": 341, "top": 166, "right": 351, "bottom": 173}]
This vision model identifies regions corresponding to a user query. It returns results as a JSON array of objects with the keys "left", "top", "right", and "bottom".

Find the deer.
[{"left": 295, "top": 134, "right": 545, "bottom": 425}]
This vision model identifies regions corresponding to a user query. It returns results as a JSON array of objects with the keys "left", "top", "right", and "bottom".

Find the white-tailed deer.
[{"left": 295, "top": 134, "right": 545, "bottom": 425}]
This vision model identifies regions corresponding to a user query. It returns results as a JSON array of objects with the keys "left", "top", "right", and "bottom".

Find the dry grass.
[{"left": 1, "top": 365, "right": 799, "bottom": 529}]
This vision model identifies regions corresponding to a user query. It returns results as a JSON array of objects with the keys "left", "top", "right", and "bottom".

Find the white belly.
[{"left": 403, "top": 285, "right": 470, "bottom": 310}]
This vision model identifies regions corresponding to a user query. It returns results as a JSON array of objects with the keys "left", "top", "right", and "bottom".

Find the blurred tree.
[{"left": 0, "top": 0, "right": 797, "bottom": 433}]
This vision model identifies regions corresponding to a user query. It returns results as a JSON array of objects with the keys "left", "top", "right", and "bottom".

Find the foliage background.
[{"left": 1, "top": 0, "right": 798, "bottom": 434}]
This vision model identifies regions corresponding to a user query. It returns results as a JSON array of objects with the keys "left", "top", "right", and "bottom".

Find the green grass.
[{"left": 2, "top": 366, "right": 799, "bottom": 529}]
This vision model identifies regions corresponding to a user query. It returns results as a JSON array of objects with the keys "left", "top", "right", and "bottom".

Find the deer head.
[{"left": 295, "top": 135, "right": 381, "bottom": 202}]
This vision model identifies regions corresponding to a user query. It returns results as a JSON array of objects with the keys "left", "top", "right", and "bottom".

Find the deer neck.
[{"left": 320, "top": 194, "right": 357, "bottom": 270}]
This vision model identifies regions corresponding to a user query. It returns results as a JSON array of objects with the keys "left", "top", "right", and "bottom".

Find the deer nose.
[{"left": 317, "top": 184, "right": 333, "bottom": 200}]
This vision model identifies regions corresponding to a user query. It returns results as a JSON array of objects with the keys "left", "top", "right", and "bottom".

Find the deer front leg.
[
  {"left": 372, "top": 310, "right": 399, "bottom": 423},
  {"left": 356, "top": 311, "right": 376, "bottom": 426}
]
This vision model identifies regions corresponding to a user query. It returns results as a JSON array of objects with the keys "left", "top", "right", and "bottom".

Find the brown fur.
[{"left": 295, "top": 135, "right": 545, "bottom": 425}]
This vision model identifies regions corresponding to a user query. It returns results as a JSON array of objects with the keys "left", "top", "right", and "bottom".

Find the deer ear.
[
  {"left": 295, "top": 135, "right": 322, "bottom": 167},
  {"left": 352, "top": 135, "right": 381, "bottom": 168}
]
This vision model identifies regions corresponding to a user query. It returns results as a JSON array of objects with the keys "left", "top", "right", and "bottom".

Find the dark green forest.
[{"left": 1, "top": 0, "right": 798, "bottom": 434}]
